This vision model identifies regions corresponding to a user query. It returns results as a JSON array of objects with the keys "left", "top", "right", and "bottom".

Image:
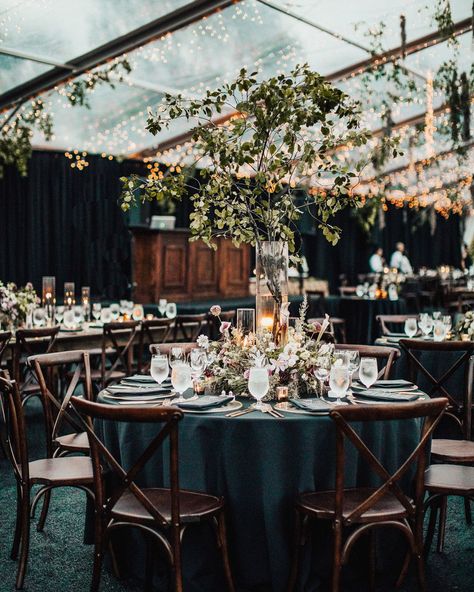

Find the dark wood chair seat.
[
  {"left": 54, "top": 431, "right": 89, "bottom": 454},
  {"left": 29, "top": 456, "right": 93, "bottom": 485},
  {"left": 431, "top": 439, "right": 474, "bottom": 463},
  {"left": 111, "top": 488, "right": 223, "bottom": 526},
  {"left": 297, "top": 487, "right": 411, "bottom": 523},
  {"left": 425, "top": 464, "right": 474, "bottom": 495}
]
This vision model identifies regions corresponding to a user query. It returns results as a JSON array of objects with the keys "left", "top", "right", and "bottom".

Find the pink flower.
[
  {"left": 311, "top": 321, "right": 322, "bottom": 332},
  {"left": 220, "top": 321, "right": 231, "bottom": 333},
  {"left": 210, "top": 305, "right": 222, "bottom": 317}
]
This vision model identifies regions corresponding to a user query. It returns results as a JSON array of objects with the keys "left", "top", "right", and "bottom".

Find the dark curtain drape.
[{"left": 0, "top": 150, "right": 463, "bottom": 299}]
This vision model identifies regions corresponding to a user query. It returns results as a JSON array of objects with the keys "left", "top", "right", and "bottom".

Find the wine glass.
[
  {"left": 110, "top": 303, "right": 120, "bottom": 320},
  {"left": 329, "top": 365, "right": 350, "bottom": 399},
  {"left": 333, "top": 351, "right": 349, "bottom": 367},
  {"left": 132, "top": 304, "right": 144, "bottom": 321},
  {"left": 119, "top": 300, "right": 128, "bottom": 316},
  {"left": 150, "top": 354, "right": 169, "bottom": 385},
  {"left": 73, "top": 305, "right": 83, "bottom": 327},
  {"left": 33, "top": 307, "right": 46, "bottom": 327},
  {"left": 419, "top": 316, "right": 433, "bottom": 339},
  {"left": 433, "top": 320, "right": 447, "bottom": 342},
  {"left": 92, "top": 303, "right": 102, "bottom": 322},
  {"left": 166, "top": 302, "right": 177, "bottom": 319},
  {"left": 63, "top": 309, "right": 75, "bottom": 329},
  {"left": 359, "top": 358, "right": 378, "bottom": 389},
  {"left": 158, "top": 299, "right": 167, "bottom": 317},
  {"left": 404, "top": 318, "right": 418, "bottom": 338},
  {"left": 190, "top": 348, "right": 207, "bottom": 380},
  {"left": 442, "top": 315, "right": 452, "bottom": 334},
  {"left": 346, "top": 350, "right": 360, "bottom": 378},
  {"left": 314, "top": 365, "right": 329, "bottom": 397},
  {"left": 432, "top": 311, "right": 441, "bottom": 320},
  {"left": 169, "top": 347, "right": 185, "bottom": 368},
  {"left": 55, "top": 305, "right": 64, "bottom": 325},
  {"left": 171, "top": 363, "right": 193, "bottom": 403},
  {"left": 101, "top": 307, "right": 112, "bottom": 324},
  {"left": 248, "top": 367, "right": 270, "bottom": 410}
]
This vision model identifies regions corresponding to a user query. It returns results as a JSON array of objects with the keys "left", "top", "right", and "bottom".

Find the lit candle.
[{"left": 261, "top": 316, "right": 273, "bottom": 330}]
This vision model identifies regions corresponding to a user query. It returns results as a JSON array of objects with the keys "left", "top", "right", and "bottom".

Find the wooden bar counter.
[{"left": 130, "top": 227, "right": 250, "bottom": 303}]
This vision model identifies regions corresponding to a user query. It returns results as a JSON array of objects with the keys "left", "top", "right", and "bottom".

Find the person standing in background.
[
  {"left": 369, "top": 246, "right": 385, "bottom": 273},
  {"left": 390, "top": 242, "right": 413, "bottom": 274}
]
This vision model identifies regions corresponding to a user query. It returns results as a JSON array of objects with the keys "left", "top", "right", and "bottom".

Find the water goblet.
[
  {"left": 169, "top": 347, "right": 184, "bottom": 368},
  {"left": 359, "top": 358, "right": 378, "bottom": 389},
  {"left": 158, "top": 299, "right": 167, "bottom": 317},
  {"left": 190, "top": 348, "right": 207, "bottom": 380},
  {"left": 432, "top": 311, "right": 441, "bottom": 320},
  {"left": 419, "top": 316, "right": 433, "bottom": 339},
  {"left": 404, "top": 318, "right": 418, "bottom": 338},
  {"left": 110, "top": 303, "right": 120, "bottom": 320},
  {"left": 73, "top": 305, "right": 83, "bottom": 327},
  {"left": 55, "top": 305, "right": 64, "bottom": 325},
  {"left": 442, "top": 315, "right": 452, "bottom": 334},
  {"left": 100, "top": 307, "right": 112, "bottom": 324},
  {"left": 346, "top": 350, "right": 360, "bottom": 377},
  {"left": 248, "top": 367, "right": 270, "bottom": 411},
  {"left": 150, "top": 354, "right": 169, "bottom": 385},
  {"left": 132, "top": 304, "right": 144, "bottom": 321},
  {"left": 166, "top": 302, "right": 177, "bottom": 319},
  {"left": 92, "top": 303, "right": 102, "bottom": 322},
  {"left": 63, "top": 309, "right": 75, "bottom": 329},
  {"left": 171, "top": 363, "right": 193, "bottom": 403},
  {"left": 314, "top": 365, "right": 329, "bottom": 396},
  {"left": 433, "top": 320, "right": 447, "bottom": 342},
  {"left": 33, "top": 307, "right": 46, "bottom": 328},
  {"left": 329, "top": 365, "right": 350, "bottom": 400}
]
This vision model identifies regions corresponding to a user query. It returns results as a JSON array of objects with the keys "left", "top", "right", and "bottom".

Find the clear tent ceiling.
[{"left": 0, "top": 0, "right": 472, "bottom": 162}]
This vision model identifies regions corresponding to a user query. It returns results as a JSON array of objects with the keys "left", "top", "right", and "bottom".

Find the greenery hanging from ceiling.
[{"left": 0, "top": 59, "right": 131, "bottom": 178}]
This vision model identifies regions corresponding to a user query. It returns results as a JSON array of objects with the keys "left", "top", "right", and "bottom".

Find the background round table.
[{"left": 95, "top": 395, "right": 422, "bottom": 592}]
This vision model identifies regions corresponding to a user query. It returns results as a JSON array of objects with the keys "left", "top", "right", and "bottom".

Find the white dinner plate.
[
  {"left": 181, "top": 399, "right": 243, "bottom": 414},
  {"left": 274, "top": 401, "right": 335, "bottom": 415},
  {"left": 102, "top": 391, "right": 174, "bottom": 402}
]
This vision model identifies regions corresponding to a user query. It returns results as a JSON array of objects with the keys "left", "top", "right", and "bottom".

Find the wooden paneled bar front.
[{"left": 130, "top": 227, "right": 250, "bottom": 303}]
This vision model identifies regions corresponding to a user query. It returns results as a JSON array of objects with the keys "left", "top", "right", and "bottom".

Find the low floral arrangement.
[
  {"left": 0, "top": 281, "right": 39, "bottom": 330},
  {"left": 457, "top": 310, "right": 474, "bottom": 340},
  {"left": 196, "top": 304, "right": 334, "bottom": 400}
]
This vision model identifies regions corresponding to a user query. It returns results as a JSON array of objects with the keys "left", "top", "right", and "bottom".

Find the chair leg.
[
  {"left": 171, "top": 525, "right": 183, "bottom": 592},
  {"left": 464, "top": 497, "right": 472, "bottom": 526},
  {"left": 287, "top": 509, "right": 304, "bottom": 592},
  {"left": 332, "top": 520, "right": 343, "bottom": 592},
  {"left": 144, "top": 537, "right": 154, "bottom": 592},
  {"left": 424, "top": 500, "right": 439, "bottom": 556},
  {"left": 37, "top": 489, "right": 52, "bottom": 532},
  {"left": 90, "top": 522, "right": 105, "bottom": 592},
  {"left": 437, "top": 496, "right": 448, "bottom": 553},
  {"left": 368, "top": 529, "right": 376, "bottom": 592},
  {"left": 215, "top": 511, "right": 235, "bottom": 592},
  {"left": 10, "top": 484, "right": 23, "bottom": 560},
  {"left": 15, "top": 488, "right": 31, "bottom": 589}
]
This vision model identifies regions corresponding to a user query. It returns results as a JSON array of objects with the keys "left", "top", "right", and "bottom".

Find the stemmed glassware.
[
  {"left": 329, "top": 365, "right": 350, "bottom": 400},
  {"left": 418, "top": 314, "right": 433, "bottom": 339},
  {"left": 171, "top": 363, "right": 193, "bottom": 403},
  {"left": 248, "top": 367, "right": 270, "bottom": 410},
  {"left": 359, "top": 358, "right": 378, "bottom": 389},
  {"left": 73, "top": 305, "right": 84, "bottom": 327},
  {"left": 110, "top": 303, "right": 120, "bottom": 321},
  {"left": 442, "top": 315, "right": 452, "bottom": 335},
  {"left": 33, "top": 307, "right": 46, "bottom": 327},
  {"left": 404, "top": 318, "right": 418, "bottom": 338},
  {"left": 63, "top": 309, "right": 75, "bottom": 329},
  {"left": 132, "top": 304, "right": 144, "bottom": 321},
  {"left": 92, "top": 303, "right": 102, "bottom": 322},
  {"left": 166, "top": 302, "right": 177, "bottom": 319},
  {"left": 346, "top": 350, "right": 360, "bottom": 381},
  {"left": 190, "top": 348, "right": 207, "bottom": 379},
  {"left": 433, "top": 320, "right": 447, "bottom": 342},
  {"left": 169, "top": 347, "right": 185, "bottom": 367},
  {"left": 101, "top": 308, "right": 112, "bottom": 324},
  {"left": 158, "top": 299, "right": 168, "bottom": 317},
  {"left": 314, "top": 364, "right": 330, "bottom": 397},
  {"left": 150, "top": 354, "right": 169, "bottom": 386},
  {"left": 54, "top": 305, "right": 64, "bottom": 325}
]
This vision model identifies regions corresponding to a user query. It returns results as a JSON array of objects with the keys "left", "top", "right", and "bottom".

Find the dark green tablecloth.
[{"left": 95, "top": 395, "right": 422, "bottom": 591}]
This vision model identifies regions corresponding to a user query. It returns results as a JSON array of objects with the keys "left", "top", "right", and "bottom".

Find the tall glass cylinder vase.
[{"left": 255, "top": 241, "right": 289, "bottom": 344}]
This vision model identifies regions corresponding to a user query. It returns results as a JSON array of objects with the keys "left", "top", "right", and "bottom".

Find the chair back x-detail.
[
  {"left": 70, "top": 397, "right": 235, "bottom": 592},
  {"left": 399, "top": 339, "right": 474, "bottom": 439},
  {"left": 0, "top": 330, "right": 12, "bottom": 368},
  {"left": 376, "top": 315, "right": 418, "bottom": 337},
  {"left": 287, "top": 398, "right": 448, "bottom": 592},
  {"left": 0, "top": 377, "right": 93, "bottom": 589},
  {"left": 98, "top": 321, "right": 139, "bottom": 388},
  {"left": 173, "top": 313, "right": 208, "bottom": 342},
  {"left": 334, "top": 344, "right": 400, "bottom": 380},
  {"left": 150, "top": 342, "right": 198, "bottom": 357},
  {"left": 14, "top": 326, "right": 60, "bottom": 405},
  {"left": 29, "top": 350, "right": 93, "bottom": 458},
  {"left": 137, "top": 318, "right": 174, "bottom": 373}
]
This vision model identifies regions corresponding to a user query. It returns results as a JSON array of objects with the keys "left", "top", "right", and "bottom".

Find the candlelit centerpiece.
[
  {"left": 198, "top": 304, "right": 333, "bottom": 400},
  {"left": 0, "top": 281, "right": 39, "bottom": 330}
]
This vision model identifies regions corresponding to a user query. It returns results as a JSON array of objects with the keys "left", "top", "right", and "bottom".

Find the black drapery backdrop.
[{"left": 0, "top": 150, "right": 463, "bottom": 298}]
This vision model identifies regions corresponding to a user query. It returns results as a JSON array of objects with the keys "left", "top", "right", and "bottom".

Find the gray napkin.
[
  {"left": 354, "top": 390, "right": 422, "bottom": 402},
  {"left": 353, "top": 380, "right": 413, "bottom": 391},
  {"left": 290, "top": 398, "right": 333, "bottom": 412},
  {"left": 107, "top": 384, "right": 169, "bottom": 396},
  {"left": 177, "top": 396, "right": 233, "bottom": 410}
]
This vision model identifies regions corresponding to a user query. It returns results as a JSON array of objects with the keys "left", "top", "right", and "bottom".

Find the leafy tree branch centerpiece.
[{"left": 120, "top": 64, "right": 398, "bottom": 342}]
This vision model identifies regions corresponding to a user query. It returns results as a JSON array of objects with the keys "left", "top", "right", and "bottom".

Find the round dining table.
[{"left": 95, "top": 393, "right": 423, "bottom": 592}]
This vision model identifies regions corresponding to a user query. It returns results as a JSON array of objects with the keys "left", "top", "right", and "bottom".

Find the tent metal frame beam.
[
  {"left": 135, "top": 16, "right": 472, "bottom": 158},
  {"left": 0, "top": 0, "right": 241, "bottom": 113},
  {"left": 0, "top": 46, "right": 75, "bottom": 69}
]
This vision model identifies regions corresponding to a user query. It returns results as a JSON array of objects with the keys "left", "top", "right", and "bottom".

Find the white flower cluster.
[{"left": 458, "top": 310, "right": 474, "bottom": 339}]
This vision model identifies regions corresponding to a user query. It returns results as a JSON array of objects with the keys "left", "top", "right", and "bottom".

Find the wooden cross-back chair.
[
  {"left": 69, "top": 397, "right": 235, "bottom": 592},
  {"left": 14, "top": 326, "right": 60, "bottom": 406},
  {"left": 149, "top": 342, "right": 198, "bottom": 359},
  {"left": 287, "top": 398, "right": 448, "bottom": 592},
  {"left": 0, "top": 377, "right": 93, "bottom": 589},
  {"left": 173, "top": 313, "right": 208, "bottom": 342},
  {"left": 334, "top": 344, "right": 400, "bottom": 380},
  {"left": 92, "top": 321, "right": 139, "bottom": 389},
  {"left": 0, "top": 330, "right": 12, "bottom": 368},
  {"left": 376, "top": 315, "right": 418, "bottom": 337},
  {"left": 137, "top": 318, "right": 174, "bottom": 373}
]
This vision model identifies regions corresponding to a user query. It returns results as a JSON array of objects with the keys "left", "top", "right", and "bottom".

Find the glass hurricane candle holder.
[
  {"left": 42, "top": 276, "right": 56, "bottom": 325},
  {"left": 236, "top": 308, "right": 255, "bottom": 335},
  {"left": 81, "top": 286, "right": 90, "bottom": 321},
  {"left": 64, "top": 282, "right": 75, "bottom": 309}
]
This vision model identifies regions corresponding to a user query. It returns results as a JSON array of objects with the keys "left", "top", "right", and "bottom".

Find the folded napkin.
[
  {"left": 106, "top": 384, "right": 169, "bottom": 396},
  {"left": 290, "top": 398, "right": 333, "bottom": 412},
  {"left": 177, "top": 395, "right": 233, "bottom": 411},
  {"left": 353, "top": 379, "right": 413, "bottom": 391},
  {"left": 354, "top": 389, "right": 422, "bottom": 402},
  {"left": 122, "top": 374, "right": 158, "bottom": 384}
]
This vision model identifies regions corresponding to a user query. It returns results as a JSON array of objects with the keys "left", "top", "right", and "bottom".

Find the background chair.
[
  {"left": 334, "top": 343, "right": 400, "bottom": 380},
  {"left": 137, "top": 318, "right": 174, "bottom": 373},
  {"left": 0, "top": 377, "right": 93, "bottom": 589},
  {"left": 287, "top": 399, "right": 447, "bottom": 592},
  {"left": 149, "top": 342, "right": 198, "bottom": 357},
  {"left": 70, "top": 397, "right": 235, "bottom": 592},
  {"left": 376, "top": 315, "right": 418, "bottom": 337},
  {"left": 14, "top": 327, "right": 60, "bottom": 407},
  {"left": 308, "top": 317, "right": 347, "bottom": 344},
  {"left": 173, "top": 313, "right": 208, "bottom": 342}
]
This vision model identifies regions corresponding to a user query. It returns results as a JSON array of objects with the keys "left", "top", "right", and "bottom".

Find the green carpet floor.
[{"left": 0, "top": 399, "right": 473, "bottom": 592}]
